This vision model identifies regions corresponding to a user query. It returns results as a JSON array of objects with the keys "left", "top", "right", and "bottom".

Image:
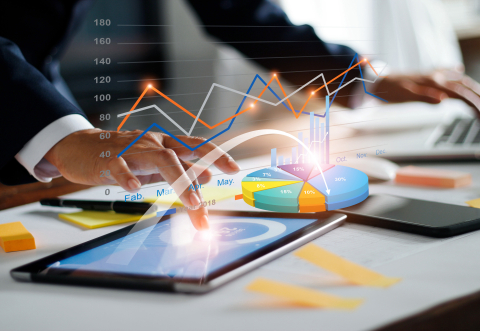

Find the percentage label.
[
  {"left": 252, "top": 177, "right": 261, "bottom": 181},
  {"left": 293, "top": 167, "right": 304, "bottom": 172},
  {"left": 257, "top": 184, "right": 266, "bottom": 188},
  {"left": 304, "top": 190, "right": 315, "bottom": 194},
  {"left": 263, "top": 173, "right": 272, "bottom": 177},
  {"left": 281, "top": 190, "right": 292, "bottom": 194},
  {"left": 335, "top": 177, "right": 346, "bottom": 181}
]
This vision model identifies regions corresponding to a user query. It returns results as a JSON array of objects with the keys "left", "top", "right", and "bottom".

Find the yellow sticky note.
[
  {"left": 294, "top": 244, "right": 401, "bottom": 288},
  {"left": 59, "top": 211, "right": 156, "bottom": 229},
  {"left": 466, "top": 198, "right": 480, "bottom": 209},
  {"left": 145, "top": 185, "right": 240, "bottom": 206},
  {"left": 246, "top": 278, "right": 363, "bottom": 310}
]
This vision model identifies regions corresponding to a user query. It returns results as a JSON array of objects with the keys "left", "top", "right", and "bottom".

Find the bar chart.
[{"left": 272, "top": 95, "right": 331, "bottom": 166}]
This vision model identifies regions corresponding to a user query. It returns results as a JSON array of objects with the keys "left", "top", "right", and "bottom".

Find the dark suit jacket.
[{"left": 0, "top": 0, "right": 357, "bottom": 185}]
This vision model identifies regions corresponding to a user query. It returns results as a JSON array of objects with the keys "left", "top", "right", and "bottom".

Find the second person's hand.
[{"left": 373, "top": 70, "right": 480, "bottom": 114}]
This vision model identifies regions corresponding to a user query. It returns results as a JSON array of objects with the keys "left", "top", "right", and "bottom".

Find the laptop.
[{"left": 338, "top": 99, "right": 480, "bottom": 162}]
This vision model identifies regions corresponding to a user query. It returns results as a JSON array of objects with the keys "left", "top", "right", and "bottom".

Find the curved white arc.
[{"left": 107, "top": 129, "right": 329, "bottom": 265}]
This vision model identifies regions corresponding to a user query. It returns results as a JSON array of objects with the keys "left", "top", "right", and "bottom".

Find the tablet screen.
[{"left": 46, "top": 215, "right": 317, "bottom": 282}]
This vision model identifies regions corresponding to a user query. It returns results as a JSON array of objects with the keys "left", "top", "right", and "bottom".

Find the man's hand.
[
  {"left": 373, "top": 71, "right": 480, "bottom": 113},
  {"left": 45, "top": 129, "right": 240, "bottom": 230}
]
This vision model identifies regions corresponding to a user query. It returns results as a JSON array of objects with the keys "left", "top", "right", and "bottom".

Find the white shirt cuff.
[{"left": 15, "top": 115, "right": 94, "bottom": 182}]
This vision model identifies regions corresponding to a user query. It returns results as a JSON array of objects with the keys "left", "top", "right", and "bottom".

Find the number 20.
[{"left": 100, "top": 170, "right": 110, "bottom": 177}]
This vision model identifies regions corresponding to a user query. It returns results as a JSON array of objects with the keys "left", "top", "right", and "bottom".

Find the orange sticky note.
[
  {"left": 395, "top": 166, "right": 471, "bottom": 188},
  {"left": 246, "top": 278, "right": 363, "bottom": 309},
  {"left": 294, "top": 244, "right": 401, "bottom": 288},
  {"left": 0, "top": 222, "right": 36, "bottom": 252}
]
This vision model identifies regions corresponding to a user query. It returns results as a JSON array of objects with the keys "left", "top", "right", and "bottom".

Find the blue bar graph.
[
  {"left": 298, "top": 132, "right": 303, "bottom": 163},
  {"left": 315, "top": 117, "right": 320, "bottom": 159},
  {"left": 304, "top": 138, "right": 309, "bottom": 163},
  {"left": 320, "top": 123, "right": 324, "bottom": 164},
  {"left": 273, "top": 95, "right": 330, "bottom": 166},
  {"left": 326, "top": 95, "right": 330, "bottom": 164},
  {"left": 310, "top": 112, "right": 314, "bottom": 152}
]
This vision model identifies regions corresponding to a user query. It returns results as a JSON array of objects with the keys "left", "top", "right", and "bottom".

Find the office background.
[{"left": 60, "top": 0, "right": 480, "bottom": 130}]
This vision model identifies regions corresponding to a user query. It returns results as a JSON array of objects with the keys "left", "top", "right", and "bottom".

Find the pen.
[{"left": 40, "top": 198, "right": 157, "bottom": 215}]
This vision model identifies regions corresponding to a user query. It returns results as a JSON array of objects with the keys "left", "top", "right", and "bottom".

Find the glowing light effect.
[{"left": 198, "top": 230, "right": 214, "bottom": 241}]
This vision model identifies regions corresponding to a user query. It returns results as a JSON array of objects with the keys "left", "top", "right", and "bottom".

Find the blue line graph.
[{"left": 117, "top": 53, "right": 386, "bottom": 157}]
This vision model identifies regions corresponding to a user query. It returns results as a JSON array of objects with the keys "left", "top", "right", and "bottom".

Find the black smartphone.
[{"left": 341, "top": 194, "right": 480, "bottom": 237}]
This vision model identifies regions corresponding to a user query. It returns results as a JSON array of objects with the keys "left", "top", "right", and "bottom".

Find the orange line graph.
[
  {"left": 117, "top": 86, "right": 150, "bottom": 132},
  {"left": 117, "top": 59, "right": 375, "bottom": 132}
]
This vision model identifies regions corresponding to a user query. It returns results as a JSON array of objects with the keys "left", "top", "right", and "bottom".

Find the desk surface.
[{"left": 1, "top": 157, "right": 480, "bottom": 331}]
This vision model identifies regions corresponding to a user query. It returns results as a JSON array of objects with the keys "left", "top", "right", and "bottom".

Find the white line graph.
[{"left": 117, "top": 64, "right": 387, "bottom": 136}]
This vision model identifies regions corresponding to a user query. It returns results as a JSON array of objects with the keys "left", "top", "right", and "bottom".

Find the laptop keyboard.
[{"left": 435, "top": 118, "right": 480, "bottom": 145}]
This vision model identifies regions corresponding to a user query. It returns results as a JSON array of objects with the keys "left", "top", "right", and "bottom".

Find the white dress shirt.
[{"left": 15, "top": 115, "right": 94, "bottom": 182}]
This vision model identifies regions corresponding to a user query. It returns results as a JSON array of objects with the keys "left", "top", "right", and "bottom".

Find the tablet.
[{"left": 11, "top": 210, "right": 345, "bottom": 293}]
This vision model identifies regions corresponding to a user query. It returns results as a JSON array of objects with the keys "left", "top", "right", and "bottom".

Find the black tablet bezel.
[{"left": 11, "top": 210, "right": 345, "bottom": 292}]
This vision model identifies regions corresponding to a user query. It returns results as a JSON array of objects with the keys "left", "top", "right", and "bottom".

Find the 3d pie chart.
[{"left": 241, "top": 163, "right": 369, "bottom": 213}]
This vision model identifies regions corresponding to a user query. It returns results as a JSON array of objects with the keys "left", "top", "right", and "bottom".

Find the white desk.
[{"left": 2, "top": 157, "right": 480, "bottom": 331}]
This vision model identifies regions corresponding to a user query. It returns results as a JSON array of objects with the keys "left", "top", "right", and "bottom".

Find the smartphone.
[{"left": 341, "top": 194, "right": 480, "bottom": 237}]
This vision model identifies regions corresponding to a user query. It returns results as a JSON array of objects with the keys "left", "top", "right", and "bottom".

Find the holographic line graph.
[
  {"left": 117, "top": 54, "right": 387, "bottom": 157},
  {"left": 117, "top": 54, "right": 385, "bottom": 130}
]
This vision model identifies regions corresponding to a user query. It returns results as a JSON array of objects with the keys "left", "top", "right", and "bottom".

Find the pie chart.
[{"left": 241, "top": 163, "right": 369, "bottom": 213}]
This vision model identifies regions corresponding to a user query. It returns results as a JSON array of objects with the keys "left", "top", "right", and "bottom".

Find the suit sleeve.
[
  {"left": 0, "top": 37, "right": 88, "bottom": 185},
  {"left": 185, "top": 0, "right": 360, "bottom": 87}
]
